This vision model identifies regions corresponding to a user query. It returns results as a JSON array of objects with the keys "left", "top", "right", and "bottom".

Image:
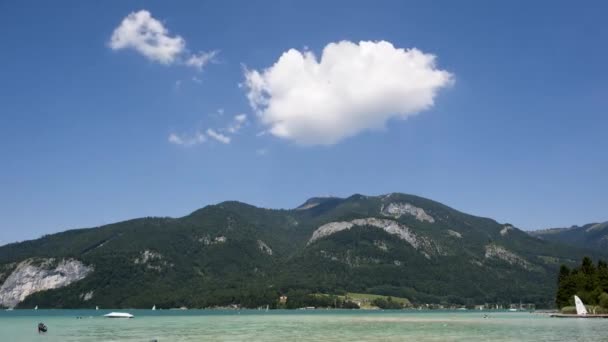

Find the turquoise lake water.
[{"left": 1, "top": 310, "right": 607, "bottom": 341}]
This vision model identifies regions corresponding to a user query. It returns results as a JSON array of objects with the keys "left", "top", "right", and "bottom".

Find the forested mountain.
[
  {"left": 530, "top": 222, "right": 608, "bottom": 252},
  {"left": 1, "top": 193, "right": 605, "bottom": 309}
]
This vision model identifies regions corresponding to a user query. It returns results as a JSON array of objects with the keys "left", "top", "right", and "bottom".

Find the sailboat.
[
  {"left": 95, "top": 306, "right": 99, "bottom": 311},
  {"left": 34, "top": 305, "right": 38, "bottom": 310},
  {"left": 551, "top": 295, "right": 608, "bottom": 318},
  {"left": 574, "top": 295, "right": 587, "bottom": 316},
  {"left": 152, "top": 305, "right": 156, "bottom": 311}
]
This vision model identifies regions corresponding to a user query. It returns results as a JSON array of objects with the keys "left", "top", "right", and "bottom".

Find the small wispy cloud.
[
  {"left": 174, "top": 80, "right": 182, "bottom": 91},
  {"left": 256, "top": 148, "right": 268, "bottom": 156},
  {"left": 206, "top": 129, "right": 231, "bottom": 144},
  {"left": 235, "top": 114, "right": 247, "bottom": 123},
  {"left": 227, "top": 114, "right": 247, "bottom": 133},
  {"left": 169, "top": 112, "right": 249, "bottom": 147},
  {"left": 168, "top": 131, "right": 206, "bottom": 147},
  {"left": 186, "top": 50, "right": 219, "bottom": 70}
]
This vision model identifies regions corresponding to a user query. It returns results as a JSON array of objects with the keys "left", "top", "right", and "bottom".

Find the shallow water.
[{"left": 0, "top": 310, "right": 606, "bottom": 341}]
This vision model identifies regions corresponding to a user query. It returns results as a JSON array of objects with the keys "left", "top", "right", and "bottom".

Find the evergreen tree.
[
  {"left": 556, "top": 257, "right": 608, "bottom": 309},
  {"left": 598, "top": 260, "right": 608, "bottom": 292},
  {"left": 555, "top": 265, "right": 572, "bottom": 308}
]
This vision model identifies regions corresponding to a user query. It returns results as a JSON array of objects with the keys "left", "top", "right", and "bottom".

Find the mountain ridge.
[
  {"left": 1, "top": 193, "right": 606, "bottom": 309},
  {"left": 530, "top": 221, "right": 608, "bottom": 252}
]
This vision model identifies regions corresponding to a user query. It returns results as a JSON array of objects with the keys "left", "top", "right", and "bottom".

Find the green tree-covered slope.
[{"left": 1, "top": 193, "right": 605, "bottom": 309}]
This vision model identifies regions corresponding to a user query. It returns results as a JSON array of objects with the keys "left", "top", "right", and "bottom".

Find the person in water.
[{"left": 37, "top": 323, "right": 47, "bottom": 333}]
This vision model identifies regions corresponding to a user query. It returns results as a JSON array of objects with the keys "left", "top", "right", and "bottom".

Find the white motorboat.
[{"left": 103, "top": 312, "right": 134, "bottom": 318}]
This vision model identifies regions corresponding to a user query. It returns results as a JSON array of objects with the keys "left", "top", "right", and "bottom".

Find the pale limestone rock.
[
  {"left": 500, "top": 225, "right": 514, "bottom": 236},
  {"left": 199, "top": 235, "right": 227, "bottom": 245},
  {"left": 0, "top": 259, "right": 93, "bottom": 308},
  {"left": 134, "top": 250, "right": 171, "bottom": 271},
  {"left": 381, "top": 203, "right": 435, "bottom": 223},
  {"left": 296, "top": 203, "right": 319, "bottom": 210},
  {"left": 373, "top": 240, "right": 388, "bottom": 251},
  {"left": 308, "top": 217, "right": 442, "bottom": 258},
  {"left": 80, "top": 290, "right": 94, "bottom": 301},
  {"left": 309, "top": 221, "right": 354, "bottom": 243},
  {"left": 134, "top": 250, "right": 163, "bottom": 264},
  {"left": 257, "top": 240, "right": 273, "bottom": 255},
  {"left": 470, "top": 260, "right": 483, "bottom": 267},
  {"left": 484, "top": 244, "right": 532, "bottom": 270},
  {"left": 447, "top": 230, "right": 462, "bottom": 238}
]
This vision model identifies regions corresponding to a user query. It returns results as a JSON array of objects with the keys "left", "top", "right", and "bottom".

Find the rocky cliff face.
[
  {"left": 381, "top": 202, "right": 435, "bottom": 223},
  {"left": 308, "top": 217, "right": 443, "bottom": 258},
  {"left": 0, "top": 258, "right": 92, "bottom": 308}
]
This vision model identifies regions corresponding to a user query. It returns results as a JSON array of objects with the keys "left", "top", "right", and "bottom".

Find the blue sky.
[{"left": 1, "top": 1, "right": 606, "bottom": 244}]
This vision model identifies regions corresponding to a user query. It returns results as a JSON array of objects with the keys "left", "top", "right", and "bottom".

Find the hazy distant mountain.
[
  {"left": 1, "top": 193, "right": 605, "bottom": 309},
  {"left": 530, "top": 222, "right": 608, "bottom": 252}
]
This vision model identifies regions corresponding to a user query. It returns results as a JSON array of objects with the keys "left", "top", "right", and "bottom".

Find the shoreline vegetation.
[
  {"left": 556, "top": 257, "right": 608, "bottom": 314},
  {"left": 2, "top": 291, "right": 537, "bottom": 311}
]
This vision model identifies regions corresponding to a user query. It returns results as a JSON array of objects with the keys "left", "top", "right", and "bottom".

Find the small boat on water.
[
  {"left": 103, "top": 312, "right": 134, "bottom": 318},
  {"left": 34, "top": 305, "right": 38, "bottom": 310},
  {"left": 152, "top": 305, "right": 156, "bottom": 311},
  {"left": 551, "top": 295, "right": 608, "bottom": 318}
]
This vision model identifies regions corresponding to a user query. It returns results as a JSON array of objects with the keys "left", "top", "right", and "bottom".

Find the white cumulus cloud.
[
  {"left": 110, "top": 10, "right": 185, "bottom": 64},
  {"left": 243, "top": 40, "right": 453, "bottom": 145},
  {"left": 110, "top": 10, "right": 216, "bottom": 70},
  {"left": 206, "top": 129, "right": 231, "bottom": 144},
  {"left": 168, "top": 131, "right": 206, "bottom": 147}
]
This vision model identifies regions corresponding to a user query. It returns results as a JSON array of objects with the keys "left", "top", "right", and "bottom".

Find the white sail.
[
  {"left": 152, "top": 305, "right": 156, "bottom": 311},
  {"left": 95, "top": 306, "right": 99, "bottom": 310},
  {"left": 34, "top": 305, "right": 38, "bottom": 310},
  {"left": 574, "top": 295, "right": 588, "bottom": 316}
]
